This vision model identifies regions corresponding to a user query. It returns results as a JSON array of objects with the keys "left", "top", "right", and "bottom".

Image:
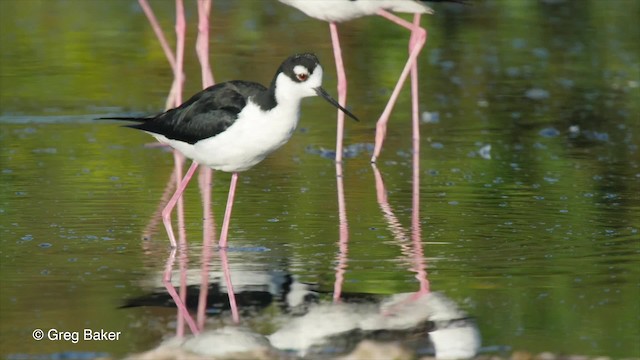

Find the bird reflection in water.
[{"left": 124, "top": 145, "right": 480, "bottom": 358}]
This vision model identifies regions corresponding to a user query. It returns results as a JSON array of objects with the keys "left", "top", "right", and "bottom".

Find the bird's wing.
[{"left": 127, "top": 81, "right": 267, "bottom": 145}]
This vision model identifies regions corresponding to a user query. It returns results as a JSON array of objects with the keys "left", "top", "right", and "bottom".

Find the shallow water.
[{"left": 1, "top": 0, "right": 639, "bottom": 358}]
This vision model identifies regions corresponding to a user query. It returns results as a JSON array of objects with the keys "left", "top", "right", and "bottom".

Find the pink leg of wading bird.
[
  {"left": 325, "top": 11, "right": 426, "bottom": 163},
  {"left": 139, "top": 0, "right": 198, "bottom": 336},
  {"left": 193, "top": 0, "right": 240, "bottom": 322},
  {"left": 371, "top": 11, "right": 426, "bottom": 163},
  {"left": 138, "top": 0, "right": 227, "bottom": 333},
  {"left": 196, "top": 168, "right": 239, "bottom": 324},
  {"left": 143, "top": 0, "right": 237, "bottom": 249},
  {"left": 146, "top": 0, "right": 232, "bottom": 251},
  {"left": 196, "top": 0, "right": 215, "bottom": 88},
  {"left": 156, "top": 0, "right": 238, "bottom": 250},
  {"left": 139, "top": 0, "right": 188, "bottom": 248},
  {"left": 329, "top": 22, "right": 347, "bottom": 164}
]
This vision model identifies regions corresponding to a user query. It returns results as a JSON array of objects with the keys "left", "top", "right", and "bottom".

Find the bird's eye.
[{"left": 296, "top": 73, "right": 309, "bottom": 81}]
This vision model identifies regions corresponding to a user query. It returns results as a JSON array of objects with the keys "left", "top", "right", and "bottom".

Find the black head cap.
[{"left": 277, "top": 53, "right": 321, "bottom": 83}]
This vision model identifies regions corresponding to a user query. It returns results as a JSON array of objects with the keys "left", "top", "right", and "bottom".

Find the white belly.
[{"left": 153, "top": 101, "right": 300, "bottom": 172}]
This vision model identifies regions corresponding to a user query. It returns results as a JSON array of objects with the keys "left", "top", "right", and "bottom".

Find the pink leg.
[
  {"left": 196, "top": 0, "right": 216, "bottom": 255},
  {"left": 410, "top": 14, "right": 421, "bottom": 162},
  {"left": 329, "top": 22, "right": 347, "bottom": 163},
  {"left": 196, "top": 0, "right": 215, "bottom": 88},
  {"left": 173, "top": 0, "right": 185, "bottom": 106},
  {"left": 333, "top": 162, "right": 349, "bottom": 302},
  {"left": 172, "top": 3, "right": 201, "bottom": 333},
  {"left": 168, "top": 0, "right": 187, "bottom": 247},
  {"left": 210, "top": 172, "right": 241, "bottom": 324},
  {"left": 139, "top": 0, "right": 190, "bottom": 247},
  {"left": 139, "top": 0, "right": 184, "bottom": 109},
  {"left": 371, "top": 10, "right": 427, "bottom": 163},
  {"left": 138, "top": 0, "right": 177, "bottom": 70},
  {"left": 407, "top": 15, "right": 428, "bottom": 295},
  {"left": 218, "top": 172, "right": 239, "bottom": 248},
  {"left": 162, "top": 161, "right": 199, "bottom": 247}
]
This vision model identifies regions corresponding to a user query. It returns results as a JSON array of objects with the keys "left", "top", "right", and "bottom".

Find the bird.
[
  {"left": 279, "top": 0, "right": 463, "bottom": 163},
  {"left": 99, "top": 53, "right": 358, "bottom": 249}
]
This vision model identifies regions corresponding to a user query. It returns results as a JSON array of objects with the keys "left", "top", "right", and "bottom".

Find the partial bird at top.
[{"left": 279, "top": 0, "right": 466, "bottom": 162}]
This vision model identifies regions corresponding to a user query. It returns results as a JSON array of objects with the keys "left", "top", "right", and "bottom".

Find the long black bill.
[{"left": 315, "top": 87, "right": 359, "bottom": 121}]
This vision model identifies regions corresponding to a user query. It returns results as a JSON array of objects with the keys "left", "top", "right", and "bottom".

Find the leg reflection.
[
  {"left": 371, "top": 163, "right": 429, "bottom": 297},
  {"left": 219, "top": 248, "right": 240, "bottom": 323},
  {"left": 333, "top": 162, "right": 349, "bottom": 302},
  {"left": 197, "top": 166, "right": 214, "bottom": 329},
  {"left": 162, "top": 247, "right": 199, "bottom": 335}
]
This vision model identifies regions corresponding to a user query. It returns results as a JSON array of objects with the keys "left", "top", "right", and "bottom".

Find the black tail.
[{"left": 96, "top": 116, "right": 149, "bottom": 123}]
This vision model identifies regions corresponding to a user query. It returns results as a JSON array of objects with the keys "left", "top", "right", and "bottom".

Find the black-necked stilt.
[
  {"left": 279, "top": 0, "right": 462, "bottom": 163},
  {"left": 100, "top": 53, "right": 358, "bottom": 248}
]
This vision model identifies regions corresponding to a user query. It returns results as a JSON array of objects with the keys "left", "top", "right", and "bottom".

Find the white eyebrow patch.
[{"left": 293, "top": 65, "right": 309, "bottom": 76}]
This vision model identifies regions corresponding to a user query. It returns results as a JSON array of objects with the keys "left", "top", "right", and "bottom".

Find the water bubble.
[
  {"left": 539, "top": 127, "right": 560, "bottom": 138},
  {"left": 32, "top": 148, "right": 57, "bottom": 154},
  {"left": 439, "top": 60, "right": 455, "bottom": 72},
  {"left": 506, "top": 67, "right": 520, "bottom": 77},
  {"left": 478, "top": 144, "right": 491, "bottom": 160},
  {"left": 421, "top": 111, "right": 440, "bottom": 124},
  {"left": 512, "top": 38, "right": 527, "bottom": 49},
  {"left": 525, "top": 88, "right": 550, "bottom": 100},
  {"left": 558, "top": 78, "right": 574, "bottom": 88},
  {"left": 532, "top": 48, "right": 549, "bottom": 59}
]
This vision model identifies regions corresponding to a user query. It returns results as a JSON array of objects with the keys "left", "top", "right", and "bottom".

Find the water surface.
[{"left": 1, "top": 0, "right": 639, "bottom": 358}]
